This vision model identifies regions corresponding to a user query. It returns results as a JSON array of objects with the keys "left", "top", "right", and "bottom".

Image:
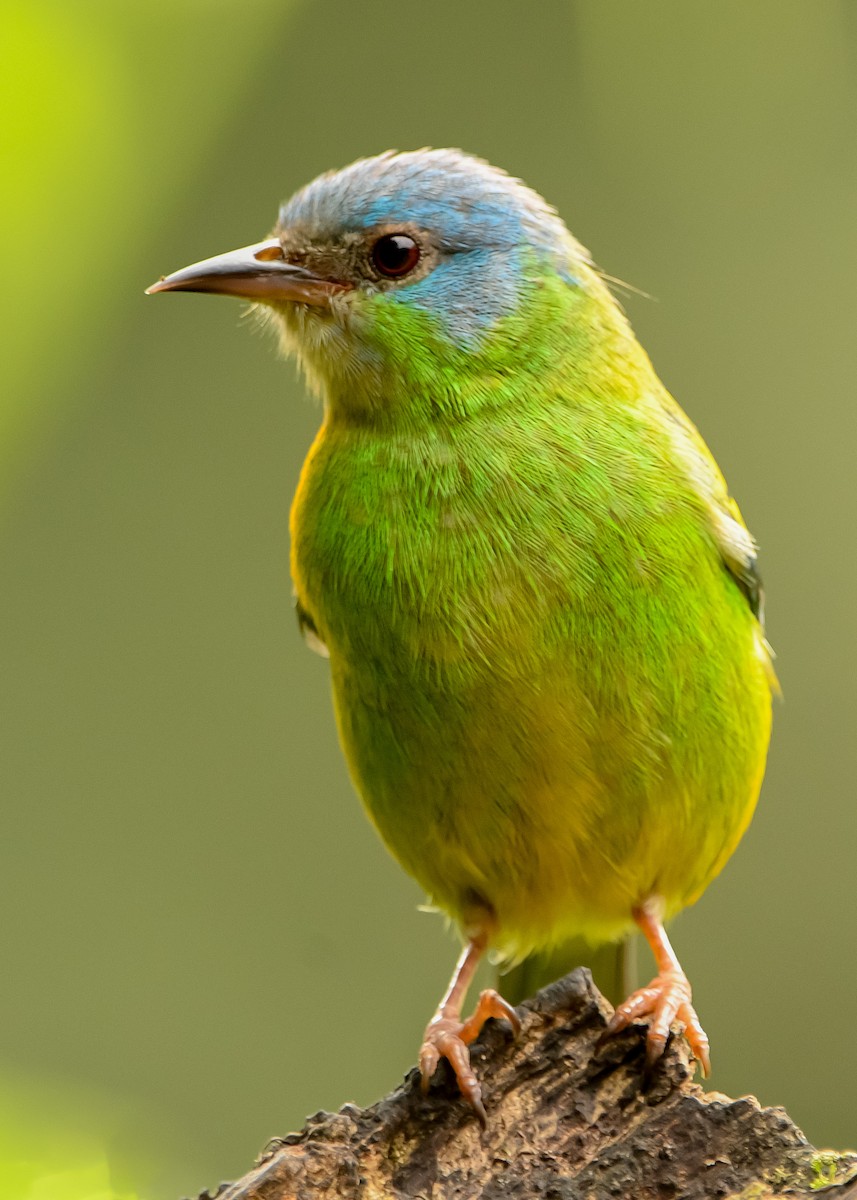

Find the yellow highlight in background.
[{"left": 0, "top": 1079, "right": 141, "bottom": 1200}]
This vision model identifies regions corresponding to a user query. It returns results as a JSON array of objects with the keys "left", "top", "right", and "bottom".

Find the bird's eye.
[{"left": 371, "top": 233, "right": 421, "bottom": 278}]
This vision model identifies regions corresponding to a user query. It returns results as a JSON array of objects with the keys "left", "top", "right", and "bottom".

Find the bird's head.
[{"left": 148, "top": 150, "right": 606, "bottom": 423}]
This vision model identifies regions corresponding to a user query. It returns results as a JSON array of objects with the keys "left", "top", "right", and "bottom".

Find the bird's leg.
[
  {"left": 419, "top": 931, "right": 520, "bottom": 1126},
  {"left": 604, "top": 898, "right": 711, "bottom": 1075}
]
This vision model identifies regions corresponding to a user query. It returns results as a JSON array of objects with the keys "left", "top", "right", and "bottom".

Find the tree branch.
[{"left": 197, "top": 970, "right": 856, "bottom": 1200}]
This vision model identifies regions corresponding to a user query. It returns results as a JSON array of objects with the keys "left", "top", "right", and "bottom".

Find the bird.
[{"left": 147, "top": 149, "right": 775, "bottom": 1125}]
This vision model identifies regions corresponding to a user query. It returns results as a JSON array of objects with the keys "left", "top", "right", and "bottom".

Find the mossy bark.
[{"left": 196, "top": 970, "right": 856, "bottom": 1200}]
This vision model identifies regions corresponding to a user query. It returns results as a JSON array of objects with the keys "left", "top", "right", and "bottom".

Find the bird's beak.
[{"left": 145, "top": 238, "right": 346, "bottom": 305}]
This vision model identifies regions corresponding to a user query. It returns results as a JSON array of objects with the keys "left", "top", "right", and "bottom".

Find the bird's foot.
[
  {"left": 419, "top": 988, "right": 520, "bottom": 1126},
  {"left": 604, "top": 968, "right": 711, "bottom": 1075}
]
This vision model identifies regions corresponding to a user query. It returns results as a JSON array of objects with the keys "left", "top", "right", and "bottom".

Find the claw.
[
  {"left": 419, "top": 987, "right": 517, "bottom": 1124},
  {"left": 598, "top": 900, "right": 714, "bottom": 1076},
  {"left": 461, "top": 988, "right": 522, "bottom": 1042},
  {"left": 605, "top": 968, "right": 711, "bottom": 1075},
  {"left": 418, "top": 1042, "right": 439, "bottom": 1092}
]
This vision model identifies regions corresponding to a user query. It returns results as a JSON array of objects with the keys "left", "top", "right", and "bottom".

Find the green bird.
[{"left": 148, "top": 149, "right": 775, "bottom": 1123}]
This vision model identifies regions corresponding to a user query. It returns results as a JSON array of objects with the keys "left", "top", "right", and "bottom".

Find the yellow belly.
[{"left": 330, "top": 640, "right": 772, "bottom": 962}]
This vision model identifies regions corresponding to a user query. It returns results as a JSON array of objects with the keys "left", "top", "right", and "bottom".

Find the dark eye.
[{"left": 371, "top": 233, "right": 421, "bottom": 278}]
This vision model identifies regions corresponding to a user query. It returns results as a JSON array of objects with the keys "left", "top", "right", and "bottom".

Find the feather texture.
[{"left": 272, "top": 152, "right": 773, "bottom": 960}]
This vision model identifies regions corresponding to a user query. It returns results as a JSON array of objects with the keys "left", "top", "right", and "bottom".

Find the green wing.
[{"left": 656, "top": 391, "right": 767, "bottom": 628}]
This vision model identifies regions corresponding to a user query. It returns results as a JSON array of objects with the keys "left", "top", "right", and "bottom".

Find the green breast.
[{"left": 290, "top": 395, "right": 771, "bottom": 956}]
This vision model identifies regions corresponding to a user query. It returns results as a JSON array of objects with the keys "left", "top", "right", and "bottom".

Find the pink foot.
[
  {"left": 419, "top": 988, "right": 520, "bottom": 1126},
  {"left": 605, "top": 968, "right": 711, "bottom": 1075}
]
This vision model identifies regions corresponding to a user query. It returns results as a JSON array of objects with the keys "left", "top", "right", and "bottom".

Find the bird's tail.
[{"left": 500, "top": 936, "right": 637, "bottom": 1009}]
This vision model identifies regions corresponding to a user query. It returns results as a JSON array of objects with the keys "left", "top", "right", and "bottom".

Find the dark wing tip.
[
  {"left": 732, "top": 554, "right": 765, "bottom": 626},
  {"left": 295, "top": 598, "right": 329, "bottom": 658}
]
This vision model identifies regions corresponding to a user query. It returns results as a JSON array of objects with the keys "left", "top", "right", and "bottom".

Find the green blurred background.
[{"left": 2, "top": 1, "right": 855, "bottom": 1196}]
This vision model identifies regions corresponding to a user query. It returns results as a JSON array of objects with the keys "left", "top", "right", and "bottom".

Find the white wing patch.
[{"left": 295, "top": 598, "right": 330, "bottom": 658}]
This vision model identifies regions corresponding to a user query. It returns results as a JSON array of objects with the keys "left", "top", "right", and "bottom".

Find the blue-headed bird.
[{"left": 148, "top": 150, "right": 774, "bottom": 1123}]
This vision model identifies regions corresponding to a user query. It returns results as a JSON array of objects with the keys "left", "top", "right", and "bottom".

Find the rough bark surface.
[{"left": 196, "top": 970, "right": 856, "bottom": 1200}]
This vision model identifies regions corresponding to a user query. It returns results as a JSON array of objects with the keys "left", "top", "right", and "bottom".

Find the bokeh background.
[{"left": 2, "top": 1, "right": 856, "bottom": 1196}]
